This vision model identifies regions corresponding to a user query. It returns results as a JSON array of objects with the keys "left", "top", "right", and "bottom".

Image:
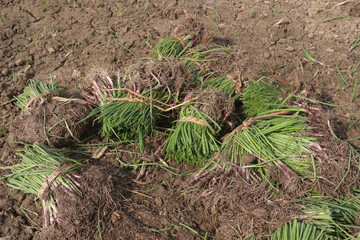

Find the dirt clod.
[{"left": 9, "top": 100, "right": 91, "bottom": 147}]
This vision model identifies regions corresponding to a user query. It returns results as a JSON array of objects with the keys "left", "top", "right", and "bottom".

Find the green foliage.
[
  {"left": 222, "top": 111, "right": 317, "bottom": 179},
  {"left": 298, "top": 192, "right": 360, "bottom": 239},
  {"left": 241, "top": 78, "right": 283, "bottom": 117},
  {"left": 152, "top": 36, "right": 189, "bottom": 60},
  {"left": 1, "top": 142, "right": 82, "bottom": 196},
  {"left": 165, "top": 103, "right": 220, "bottom": 165},
  {"left": 182, "top": 47, "right": 229, "bottom": 84},
  {"left": 203, "top": 76, "right": 238, "bottom": 99},
  {"left": 100, "top": 91, "right": 164, "bottom": 137},
  {"left": 349, "top": 34, "right": 360, "bottom": 51},
  {"left": 15, "top": 77, "right": 65, "bottom": 112},
  {"left": 268, "top": 219, "right": 333, "bottom": 240},
  {"left": 1, "top": 142, "right": 83, "bottom": 226},
  {"left": 88, "top": 72, "right": 170, "bottom": 151}
]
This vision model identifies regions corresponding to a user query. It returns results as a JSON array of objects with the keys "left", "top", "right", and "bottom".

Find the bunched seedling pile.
[{"left": 2, "top": 25, "right": 360, "bottom": 240}]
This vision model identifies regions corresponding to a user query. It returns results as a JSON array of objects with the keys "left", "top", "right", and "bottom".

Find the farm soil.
[{"left": 1, "top": 0, "right": 360, "bottom": 239}]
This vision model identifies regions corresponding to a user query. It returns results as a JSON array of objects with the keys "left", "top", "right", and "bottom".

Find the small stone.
[
  {"left": 15, "top": 58, "right": 26, "bottom": 66},
  {"left": 252, "top": 207, "right": 269, "bottom": 218},
  {"left": 288, "top": 36, "right": 296, "bottom": 40},
  {"left": 263, "top": 52, "right": 271, "bottom": 59},
  {"left": 277, "top": 38, "right": 287, "bottom": 44},
  {"left": 275, "top": 18, "right": 290, "bottom": 26},
  {"left": 286, "top": 46, "right": 294, "bottom": 52},
  {"left": 82, "top": 39, "right": 89, "bottom": 46},
  {"left": 123, "top": 26, "right": 130, "bottom": 33},
  {"left": 71, "top": 69, "right": 81, "bottom": 79},
  {"left": 23, "top": 65, "right": 31, "bottom": 73},
  {"left": 0, "top": 199, "right": 7, "bottom": 209},
  {"left": 236, "top": 14, "right": 243, "bottom": 21},
  {"left": 47, "top": 47, "right": 56, "bottom": 53},
  {"left": 1, "top": 68, "right": 9, "bottom": 76},
  {"left": 308, "top": 33, "right": 314, "bottom": 39}
]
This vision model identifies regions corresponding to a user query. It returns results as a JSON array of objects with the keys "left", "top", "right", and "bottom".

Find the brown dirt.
[
  {"left": 187, "top": 88, "right": 235, "bottom": 122},
  {"left": 9, "top": 99, "right": 91, "bottom": 147},
  {"left": 130, "top": 60, "right": 195, "bottom": 95},
  {"left": 1, "top": 0, "right": 360, "bottom": 239}
]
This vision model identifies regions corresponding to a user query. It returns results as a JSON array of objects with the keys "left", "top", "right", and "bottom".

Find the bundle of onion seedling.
[
  {"left": 165, "top": 102, "right": 220, "bottom": 165},
  {"left": 292, "top": 192, "right": 360, "bottom": 239},
  {"left": 15, "top": 77, "right": 65, "bottom": 113},
  {"left": 88, "top": 71, "right": 170, "bottom": 152},
  {"left": 268, "top": 219, "right": 334, "bottom": 240},
  {"left": 165, "top": 90, "right": 233, "bottom": 165},
  {"left": 1, "top": 142, "right": 83, "bottom": 227},
  {"left": 203, "top": 76, "right": 238, "bottom": 99},
  {"left": 220, "top": 110, "right": 318, "bottom": 181},
  {"left": 182, "top": 46, "right": 229, "bottom": 83},
  {"left": 152, "top": 35, "right": 192, "bottom": 60},
  {"left": 241, "top": 77, "right": 285, "bottom": 117}
]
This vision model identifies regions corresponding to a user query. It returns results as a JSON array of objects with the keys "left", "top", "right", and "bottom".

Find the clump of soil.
[
  {"left": 181, "top": 170, "right": 300, "bottom": 239},
  {"left": 314, "top": 115, "right": 359, "bottom": 196},
  {"left": 186, "top": 88, "right": 234, "bottom": 123},
  {"left": 9, "top": 99, "right": 91, "bottom": 147},
  {"left": 174, "top": 17, "right": 205, "bottom": 45},
  {"left": 34, "top": 164, "right": 119, "bottom": 239},
  {"left": 131, "top": 60, "right": 195, "bottom": 94}
]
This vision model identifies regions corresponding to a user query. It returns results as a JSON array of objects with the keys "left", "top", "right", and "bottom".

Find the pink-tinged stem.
[
  {"left": 301, "top": 132, "right": 324, "bottom": 137},
  {"left": 287, "top": 155, "right": 310, "bottom": 158},
  {"left": 87, "top": 93, "right": 95, "bottom": 99},
  {"left": 212, "top": 170, "right": 224, "bottom": 181},
  {"left": 201, "top": 190, "right": 214, "bottom": 196},
  {"left": 107, "top": 76, "right": 114, "bottom": 88},
  {"left": 226, "top": 161, "right": 242, "bottom": 170},
  {"left": 277, "top": 162, "right": 292, "bottom": 178},
  {"left": 154, "top": 84, "right": 164, "bottom": 89},
  {"left": 315, "top": 156, "right": 323, "bottom": 164},
  {"left": 222, "top": 178, "right": 230, "bottom": 188},
  {"left": 316, "top": 60, "right": 325, "bottom": 66},
  {"left": 150, "top": 71, "right": 161, "bottom": 85},
  {"left": 93, "top": 81, "right": 100, "bottom": 91},
  {"left": 193, "top": 171, "right": 210, "bottom": 181},
  {"left": 116, "top": 72, "right": 121, "bottom": 85},
  {"left": 94, "top": 92, "right": 102, "bottom": 103},
  {"left": 43, "top": 204, "right": 48, "bottom": 227}
]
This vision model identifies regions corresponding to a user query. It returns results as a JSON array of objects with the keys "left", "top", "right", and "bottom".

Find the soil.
[
  {"left": 9, "top": 99, "right": 91, "bottom": 147},
  {"left": 1, "top": 0, "right": 360, "bottom": 239}
]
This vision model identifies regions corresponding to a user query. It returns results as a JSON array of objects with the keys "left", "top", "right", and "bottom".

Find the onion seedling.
[
  {"left": 1, "top": 142, "right": 83, "bottom": 227},
  {"left": 203, "top": 76, "right": 238, "bottom": 99},
  {"left": 15, "top": 76, "right": 65, "bottom": 113},
  {"left": 152, "top": 35, "right": 191, "bottom": 60},
  {"left": 165, "top": 102, "right": 221, "bottom": 165},
  {"left": 88, "top": 72, "right": 170, "bottom": 152},
  {"left": 221, "top": 111, "right": 318, "bottom": 181},
  {"left": 268, "top": 219, "right": 333, "bottom": 240},
  {"left": 241, "top": 77, "right": 285, "bottom": 117},
  {"left": 298, "top": 193, "right": 360, "bottom": 239},
  {"left": 182, "top": 47, "right": 229, "bottom": 84}
]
